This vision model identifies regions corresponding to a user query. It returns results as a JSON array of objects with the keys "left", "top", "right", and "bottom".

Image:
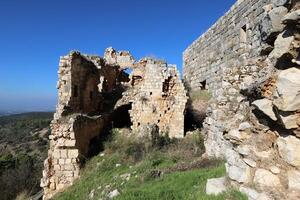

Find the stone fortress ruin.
[
  {"left": 41, "top": 47, "right": 187, "bottom": 199},
  {"left": 42, "top": 0, "right": 300, "bottom": 199}
]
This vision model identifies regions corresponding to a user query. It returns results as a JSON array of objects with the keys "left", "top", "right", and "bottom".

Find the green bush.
[{"left": 189, "top": 90, "right": 212, "bottom": 101}]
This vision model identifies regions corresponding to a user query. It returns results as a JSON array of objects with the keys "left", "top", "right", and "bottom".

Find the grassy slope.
[{"left": 55, "top": 130, "right": 246, "bottom": 200}]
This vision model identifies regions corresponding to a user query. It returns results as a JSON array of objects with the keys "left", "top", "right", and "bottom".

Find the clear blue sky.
[{"left": 0, "top": 0, "right": 235, "bottom": 111}]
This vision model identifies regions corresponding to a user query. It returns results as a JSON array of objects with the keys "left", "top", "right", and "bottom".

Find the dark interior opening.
[
  {"left": 111, "top": 104, "right": 132, "bottom": 128},
  {"left": 275, "top": 53, "right": 298, "bottom": 70},
  {"left": 132, "top": 75, "right": 142, "bottom": 86},
  {"left": 200, "top": 80, "right": 206, "bottom": 90},
  {"left": 163, "top": 77, "right": 172, "bottom": 93},
  {"left": 87, "top": 136, "right": 102, "bottom": 158},
  {"left": 101, "top": 86, "right": 125, "bottom": 112},
  {"left": 86, "top": 103, "right": 132, "bottom": 158},
  {"left": 73, "top": 85, "right": 78, "bottom": 97},
  {"left": 184, "top": 105, "right": 206, "bottom": 133}
]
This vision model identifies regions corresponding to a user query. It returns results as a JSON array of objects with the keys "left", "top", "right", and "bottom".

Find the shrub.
[{"left": 189, "top": 90, "right": 212, "bottom": 102}]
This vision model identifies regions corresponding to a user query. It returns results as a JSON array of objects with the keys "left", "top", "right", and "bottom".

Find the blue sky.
[{"left": 0, "top": 0, "right": 235, "bottom": 111}]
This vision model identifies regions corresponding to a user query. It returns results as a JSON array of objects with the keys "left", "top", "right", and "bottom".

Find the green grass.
[
  {"left": 189, "top": 90, "right": 212, "bottom": 101},
  {"left": 54, "top": 129, "right": 246, "bottom": 200}
]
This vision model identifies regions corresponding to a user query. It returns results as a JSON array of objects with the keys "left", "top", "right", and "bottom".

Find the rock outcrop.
[
  {"left": 184, "top": 0, "right": 300, "bottom": 199},
  {"left": 41, "top": 48, "right": 187, "bottom": 199}
]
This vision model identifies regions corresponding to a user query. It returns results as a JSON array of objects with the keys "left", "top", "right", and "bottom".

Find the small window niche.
[
  {"left": 200, "top": 80, "right": 206, "bottom": 90},
  {"left": 240, "top": 25, "right": 247, "bottom": 44}
]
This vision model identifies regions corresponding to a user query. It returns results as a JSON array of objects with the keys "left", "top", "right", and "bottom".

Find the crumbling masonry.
[
  {"left": 184, "top": 0, "right": 300, "bottom": 199},
  {"left": 41, "top": 48, "right": 187, "bottom": 199}
]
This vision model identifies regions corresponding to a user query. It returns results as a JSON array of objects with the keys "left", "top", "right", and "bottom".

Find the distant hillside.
[{"left": 0, "top": 112, "right": 53, "bottom": 200}]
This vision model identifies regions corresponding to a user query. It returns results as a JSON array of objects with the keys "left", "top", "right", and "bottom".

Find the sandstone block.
[
  {"left": 277, "top": 136, "right": 300, "bottom": 167},
  {"left": 243, "top": 158, "right": 257, "bottom": 168},
  {"left": 274, "top": 68, "right": 300, "bottom": 112},
  {"left": 288, "top": 170, "right": 300, "bottom": 190},
  {"left": 282, "top": 10, "right": 300, "bottom": 24},
  {"left": 50, "top": 182, "right": 56, "bottom": 190},
  {"left": 52, "top": 150, "right": 60, "bottom": 158},
  {"left": 108, "top": 189, "right": 120, "bottom": 199},
  {"left": 238, "top": 122, "right": 252, "bottom": 131},
  {"left": 227, "top": 164, "right": 251, "bottom": 183},
  {"left": 252, "top": 99, "right": 277, "bottom": 121},
  {"left": 226, "top": 129, "right": 250, "bottom": 143},
  {"left": 237, "top": 145, "right": 251, "bottom": 156},
  {"left": 206, "top": 177, "right": 227, "bottom": 195},
  {"left": 280, "top": 113, "right": 299, "bottom": 129},
  {"left": 60, "top": 149, "right": 68, "bottom": 158},
  {"left": 68, "top": 149, "right": 79, "bottom": 158},
  {"left": 64, "top": 139, "right": 76, "bottom": 147},
  {"left": 254, "top": 168, "right": 281, "bottom": 188},
  {"left": 64, "top": 164, "right": 74, "bottom": 171},
  {"left": 58, "top": 159, "right": 65, "bottom": 165},
  {"left": 260, "top": 6, "right": 288, "bottom": 42},
  {"left": 270, "top": 30, "right": 294, "bottom": 60},
  {"left": 269, "top": 166, "right": 280, "bottom": 174}
]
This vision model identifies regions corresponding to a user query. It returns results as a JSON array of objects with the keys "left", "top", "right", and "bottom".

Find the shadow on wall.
[
  {"left": 86, "top": 103, "right": 132, "bottom": 158},
  {"left": 184, "top": 89, "right": 211, "bottom": 133}
]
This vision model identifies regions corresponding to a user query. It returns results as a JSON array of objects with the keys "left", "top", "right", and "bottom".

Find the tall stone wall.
[
  {"left": 184, "top": 0, "right": 273, "bottom": 91},
  {"left": 184, "top": 0, "right": 300, "bottom": 199}
]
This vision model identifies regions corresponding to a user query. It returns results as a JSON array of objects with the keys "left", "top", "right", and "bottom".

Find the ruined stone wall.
[
  {"left": 184, "top": 0, "right": 300, "bottom": 199},
  {"left": 41, "top": 115, "right": 107, "bottom": 199},
  {"left": 184, "top": 0, "right": 274, "bottom": 91},
  {"left": 42, "top": 48, "right": 187, "bottom": 199},
  {"left": 54, "top": 52, "right": 102, "bottom": 119},
  {"left": 128, "top": 59, "right": 187, "bottom": 138},
  {"left": 41, "top": 51, "right": 123, "bottom": 200}
]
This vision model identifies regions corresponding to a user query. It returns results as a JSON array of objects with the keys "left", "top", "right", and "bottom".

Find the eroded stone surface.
[
  {"left": 277, "top": 136, "right": 300, "bottom": 167},
  {"left": 254, "top": 169, "right": 281, "bottom": 188},
  {"left": 252, "top": 99, "right": 277, "bottom": 121},
  {"left": 273, "top": 67, "right": 300, "bottom": 112},
  {"left": 206, "top": 177, "right": 227, "bottom": 195}
]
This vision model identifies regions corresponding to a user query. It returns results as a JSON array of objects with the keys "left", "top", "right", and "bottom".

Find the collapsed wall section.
[
  {"left": 54, "top": 52, "right": 102, "bottom": 119},
  {"left": 41, "top": 115, "right": 107, "bottom": 199},
  {"left": 127, "top": 59, "right": 187, "bottom": 138},
  {"left": 184, "top": 0, "right": 300, "bottom": 199}
]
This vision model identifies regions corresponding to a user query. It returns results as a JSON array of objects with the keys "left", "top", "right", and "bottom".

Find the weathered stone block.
[
  {"left": 288, "top": 170, "right": 300, "bottom": 190},
  {"left": 206, "top": 177, "right": 227, "bottom": 195},
  {"left": 254, "top": 168, "right": 281, "bottom": 188},
  {"left": 277, "top": 136, "right": 300, "bottom": 167},
  {"left": 260, "top": 6, "right": 288, "bottom": 42}
]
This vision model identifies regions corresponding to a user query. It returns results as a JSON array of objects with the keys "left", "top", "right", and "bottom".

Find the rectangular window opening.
[
  {"left": 200, "top": 80, "right": 206, "bottom": 90},
  {"left": 240, "top": 25, "right": 247, "bottom": 44}
]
